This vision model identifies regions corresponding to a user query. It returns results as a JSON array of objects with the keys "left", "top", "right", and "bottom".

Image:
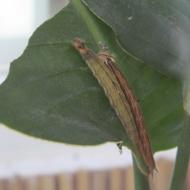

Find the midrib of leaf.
[{"left": 72, "top": 0, "right": 106, "bottom": 44}]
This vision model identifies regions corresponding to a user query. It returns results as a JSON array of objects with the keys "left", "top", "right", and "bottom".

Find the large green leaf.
[
  {"left": 83, "top": 0, "right": 190, "bottom": 79},
  {"left": 82, "top": 0, "right": 190, "bottom": 117},
  {"left": 0, "top": 0, "right": 185, "bottom": 151}
]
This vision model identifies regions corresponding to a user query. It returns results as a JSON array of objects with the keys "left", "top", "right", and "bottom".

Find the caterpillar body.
[{"left": 72, "top": 38, "right": 156, "bottom": 176}]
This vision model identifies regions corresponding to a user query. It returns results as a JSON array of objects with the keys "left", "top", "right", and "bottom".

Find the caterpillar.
[{"left": 72, "top": 38, "right": 156, "bottom": 176}]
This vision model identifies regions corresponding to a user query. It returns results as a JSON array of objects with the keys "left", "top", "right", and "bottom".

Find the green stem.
[
  {"left": 132, "top": 155, "right": 150, "bottom": 190},
  {"left": 170, "top": 115, "right": 190, "bottom": 190},
  {"left": 72, "top": 0, "right": 105, "bottom": 44}
]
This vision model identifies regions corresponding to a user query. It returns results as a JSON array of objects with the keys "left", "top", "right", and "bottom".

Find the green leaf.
[
  {"left": 82, "top": 0, "right": 190, "bottom": 116},
  {"left": 82, "top": 0, "right": 190, "bottom": 79},
  {"left": 0, "top": 0, "right": 186, "bottom": 151}
]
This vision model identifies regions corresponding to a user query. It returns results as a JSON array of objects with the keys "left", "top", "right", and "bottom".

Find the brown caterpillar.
[{"left": 72, "top": 38, "right": 156, "bottom": 176}]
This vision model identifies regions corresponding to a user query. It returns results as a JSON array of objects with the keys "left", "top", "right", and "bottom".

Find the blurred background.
[{"left": 0, "top": 0, "right": 185, "bottom": 189}]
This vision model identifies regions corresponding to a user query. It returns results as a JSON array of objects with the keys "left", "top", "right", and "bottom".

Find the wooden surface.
[{"left": 0, "top": 159, "right": 189, "bottom": 190}]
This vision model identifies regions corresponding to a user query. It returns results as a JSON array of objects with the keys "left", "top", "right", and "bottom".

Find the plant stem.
[
  {"left": 170, "top": 115, "right": 190, "bottom": 190},
  {"left": 132, "top": 156, "right": 150, "bottom": 190},
  {"left": 72, "top": 0, "right": 105, "bottom": 44}
]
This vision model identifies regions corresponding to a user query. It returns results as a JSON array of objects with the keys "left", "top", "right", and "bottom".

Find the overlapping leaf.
[
  {"left": 83, "top": 0, "right": 190, "bottom": 78},
  {"left": 83, "top": 0, "right": 190, "bottom": 115}
]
